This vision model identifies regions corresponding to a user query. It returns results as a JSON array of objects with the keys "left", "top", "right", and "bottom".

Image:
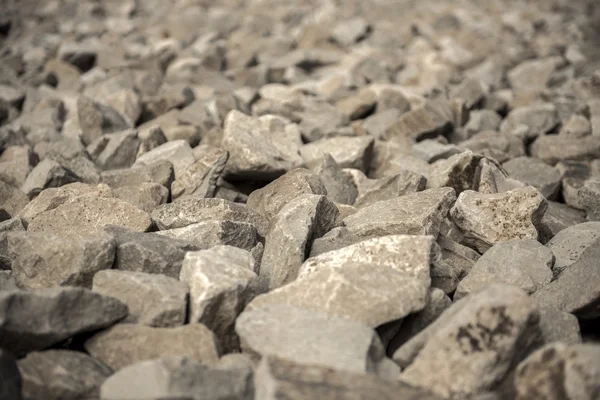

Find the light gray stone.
[
  {"left": 578, "top": 179, "right": 600, "bottom": 220},
  {"left": 531, "top": 135, "right": 600, "bottom": 165},
  {"left": 335, "top": 88, "right": 376, "bottom": 120},
  {"left": 454, "top": 240, "right": 554, "bottom": 300},
  {"left": 18, "top": 350, "right": 112, "bottom": 400},
  {"left": 112, "top": 182, "right": 169, "bottom": 213},
  {"left": 258, "top": 194, "right": 338, "bottom": 291},
  {"left": 412, "top": 140, "right": 461, "bottom": 163},
  {"left": 538, "top": 201, "right": 587, "bottom": 244},
  {"left": 427, "top": 151, "right": 481, "bottom": 194},
  {"left": 343, "top": 188, "right": 456, "bottom": 239},
  {"left": 0, "top": 287, "right": 128, "bottom": 356},
  {"left": 313, "top": 154, "right": 358, "bottom": 205},
  {"left": 85, "top": 323, "right": 221, "bottom": 371},
  {"left": 450, "top": 186, "right": 547, "bottom": 253},
  {"left": 171, "top": 147, "right": 228, "bottom": 200},
  {"left": 93, "top": 270, "right": 188, "bottom": 327},
  {"left": 383, "top": 99, "right": 454, "bottom": 142},
  {"left": 546, "top": 222, "right": 600, "bottom": 276},
  {"left": 100, "top": 160, "right": 174, "bottom": 189},
  {"left": 0, "top": 181, "right": 29, "bottom": 218},
  {"left": 156, "top": 220, "right": 259, "bottom": 252},
  {"left": 514, "top": 343, "right": 600, "bottom": 400},
  {"left": 500, "top": 103, "right": 559, "bottom": 140},
  {"left": 300, "top": 136, "right": 374, "bottom": 172},
  {"left": 94, "top": 129, "right": 140, "bottom": 170},
  {"left": 503, "top": 157, "right": 563, "bottom": 199},
  {"left": 397, "top": 285, "right": 540, "bottom": 399},
  {"left": 353, "top": 170, "right": 427, "bottom": 209},
  {"left": 21, "top": 158, "right": 78, "bottom": 199},
  {"left": 8, "top": 231, "right": 115, "bottom": 289},
  {"left": 133, "top": 139, "right": 195, "bottom": 179},
  {"left": 180, "top": 246, "right": 256, "bottom": 351},
  {"left": 537, "top": 306, "right": 582, "bottom": 345},
  {"left": 331, "top": 17, "right": 370, "bottom": 46}
]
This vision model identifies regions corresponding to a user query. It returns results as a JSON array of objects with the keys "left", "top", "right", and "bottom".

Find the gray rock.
[
  {"left": 532, "top": 238, "right": 600, "bottom": 320},
  {"left": 455, "top": 240, "right": 554, "bottom": 300},
  {"left": 85, "top": 323, "right": 220, "bottom": 371},
  {"left": 94, "top": 129, "right": 140, "bottom": 170},
  {"left": 0, "top": 271, "right": 18, "bottom": 290},
  {"left": 133, "top": 139, "right": 195, "bottom": 179},
  {"left": 462, "top": 110, "right": 502, "bottom": 139},
  {"left": 255, "top": 356, "right": 442, "bottom": 400},
  {"left": 236, "top": 305, "right": 388, "bottom": 375},
  {"left": 222, "top": 110, "right": 303, "bottom": 181},
  {"left": 335, "top": 88, "right": 376, "bottom": 120},
  {"left": 18, "top": 350, "right": 112, "bottom": 400},
  {"left": 546, "top": 222, "right": 600, "bottom": 276},
  {"left": 503, "top": 157, "right": 563, "bottom": 199},
  {"left": 530, "top": 135, "right": 600, "bottom": 165},
  {"left": 171, "top": 147, "right": 228, "bottom": 200},
  {"left": 556, "top": 160, "right": 595, "bottom": 209},
  {"left": 27, "top": 194, "right": 152, "bottom": 235},
  {"left": 343, "top": 188, "right": 456, "bottom": 239},
  {"left": 296, "top": 97, "right": 350, "bottom": 142},
  {"left": 136, "top": 125, "right": 167, "bottom": 157},
  {"left": 459, "top": 130, "right": 525, "bottom": 164},
  {"left": 353, "top": 170, "right": 427, "bottom": 209},
  {"left": 0, "top": 145, "right": 35, "bottom": 188},
  {"left": 258, "top": 194, "right": 338, "bottom": 291},
  {"left": 507, "top": 57, "right": 561, "bottom": 93},
  {"left": 247, "top": 168, "right": 327, "bottom": 222},
  {"left": 314, "top": 154, "right": 358, "bottom": 205},
  {"left": 412, "top": 140, "right": 461, "bottom": 163},
  {"left": 100, "top": 160, "right": 174, "bottom": 189},
  {"left": 300, "top": 136, "right": 374, "bottom": 172},
  {"left": 388, "top": 288, "right": 452, "bottom": 355},
  {"left": 42, "top": 138, "right": 101, "bottom": 184},
  {"left": 300, "top": 235, "right": 437, "bottom": 288},
  {"left": 383, "top": 99, "right": 454, "bottom": 142},
  {"left": 437, "top": 235, "right": 480, "bottom": 280},
  {"left": 8, "top": 231, "right": 115, "bottom": 289},
  {"left": 537, "top": 306, "right": 582, "bottom": 345},
  {"left": 450, "top": 186, "right": 547, "bottom": 253},
  {"left": 0, "top": 287, "right": 127, "bottom": 356},
  {"left": 538, "top": 201, "right": 587, "bottom": 244},
  {"left": 99, "top": 356, "right": 253, "bottom": 400},
  {"left": 331, "top": 17, "right": 370, "bottom": 46},
  {"left": 180, "top": 246, "right": 256, "bottom": 351},
  {"left": 93, "top": 270, "right": 188, "bottom": 327},
  {"left": 475, "top": 158, "right": 526, "bottom": 194},
  {"left": 247, "top": 262, "right": 428, "bottom": 328},
  {"left": 427, "top": 151, "right": 481, "bottom": 195},
  {"left": 397, "top": 285, "right": 540, "bottom": 399},
  {"left": 152, "top": 198, "right": 268, "bottom": 237},
  {"left": 21, "top": 158, "right": 78, "bottom": 199},
  {"left": 514, "top": 343, "right": 600, "bottom": 400},
  {"left": 77, "top": 95, "right": 129, "bottom": 146},
  {"left": 113, "top": 182, "right": 169, "bottom": 213},
  {"left": 156, "top": 220, "right": 259, "bottom": 252},
  {"left": 105, "top": 226, "right": 200, "bottom": 279},
  {"left": 560, "top": 114, "right": 592, "bottom": 138},
  {"left": 578, "top": 179, "right": 600, "bottom": 220},
  {"left": 364, "top": 109, "right": 402, "bottom": 139},
  {"left": 500, "top": 103, "right": 559, "bottom": 140},
  {"left": 0, "top": 181, "right": 29, "bottom": 219},
  {"left": 308, "top": 226, "right": 363, "bottom": 257}
]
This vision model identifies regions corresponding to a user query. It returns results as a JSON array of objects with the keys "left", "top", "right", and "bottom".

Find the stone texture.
[
  {"left": 397, "top": 285, "right": 540, "bottom": 399},
  {"left": 314, "top": 154, "right": 359, "bottom": 205},
  {"left": 532, "top": 238, "right": 600, "bottom": 320},
  {"left": 112, "top": 182, "right": 169, "bottom": 213},
  {"left": 383, "top": 100, "right": 454, "bottom": 142},
  {"left": 100, "top": 161, "right": 174, "bottom": 189},
  {"left": 500, "top": 103, "right": 559, "bottom": 140},
  {"left": 8, "top": 231, "right": 115, "bottom": 289},
  {"left": 85, "top": 323, "right": 221, "bottom": 371},
  {"left": 454, "top": 240, "right": 554, "bottom": 300},
  {"left": 93, "top": 129, "right": 140, "bottom": 170},
  {"left": 546, "top": 222, "right": 600, "bottom": 276},
  {"left": 427, "top": 150, "right": 481, "bottom": 194},
  {"left": 247, "top": 262, "right": 429, "bottom": 328},
  {"left": 255, "top": 356, "right": 442, "bottom": 400},
  {"left": 180, "top": 246, "right": 256, "bottom": 351},
  {"left": 246, "top": 168, "right": 327, "bottom": 222},
  {"left": 151, "top": 197, "right": 268, "bottom": 237},
  {"left": 353, "top": 170, "right": 427, "bottom": 209},
  {"left": 450, "top": 186, "right": 547, "bottom": 252},
  {"left": 300, "top": 136, "right": 374, "bottom": 172},
  {"left": 93, "top": 270, "right": 188, "bottom": 327},
  {"left": 503, "top": 157, "right": 563, "bottom": 199},
  {"left": 0, "top": 287, "right": 127, "bottom": 356},
  {"left": 258, "top": 194, "right": 338, "bottom": 291},
  {"left": 105, "top": 225, "right": 200, "bottom": 279},
  {"left": 100, "top": 356, "right": 253, "bottom": 400},
  {"left": 156, "top": 220, "right": 259, "bottom": 252},
  {"left": 530, "top": 135, "right": 600, "bottom": 165},
  {"left": 222, "top": 110, "right": 303, "bottom": 180},
  {"left": 538, "top": 201, "right": 587, "bottom": 244},
  {"left": 133, "top": 139, "right": 195, "bottom": 178},
  {"left": 171, "top": 147, "right": 228, "bottom": 200},
  {"left": 20, "top": 158, "right": 78, "bottom": 198},
  {"left": 343, "top": 188, "right": 456, "bottom": 239},
  {"left": 18, "top": 350, "right": 112, "bottom": 400},
  {"left": 27, "top": 194, "right": 152, "bottom": 234},
  {"left": 0, "top": 181, "right": 29, "bottom": 218},
  {"left": 537, "top": 306, "right": 582, "bottom": 345},
  {"left": 578, "top": 179, "right": 600, "bottom": 220},
  {"left": 514, "top": 343, "right": 600, "bottom": 400}
]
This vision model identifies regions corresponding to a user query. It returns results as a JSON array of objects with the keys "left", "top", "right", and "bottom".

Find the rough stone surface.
[
  {"left": 0, "top": 181, "right": 29, "bottom": 218},
  {"left": 314, "top": 154, "right": 359, "bottom": 205},
  {"left": 258, "top": 194, "right": 338, "bottom": 291},
  {"left": 8, "top": 231, "right": 115, "bottom": 289},
  {"left": 503, "top": 157, "right": 563, "bottom": 199},
  {"left": 0, "top": 287, "right": 128, "bottom": 356},
  {"left": 546, "top": 222, "right": 600, "bottom": 276},
  {"left": 93, "top": 270, "right": 188, "bottom": 327},
  {"left": 247, "top": 263, "right": 429, "bottom": 328},
  {"left": 180, "top": 246, "right": 257, "bottom": 351},
  {"left": 100, "top": 356, "right": 254, "bottom": 400},
  {"left": 301, "top": 136, "right": 374, "bottom": 172},
  {"left": 18, "top": 350, "right": 112, "bottom": 400},
  {"left": 20, "top": 158, "right": 78, "bottom": 198},
  {"left": 397, "top": 285, "right": 540, "bottom": 399},
  {"left": 514, "top": 343, "right": 600, "bottom": 400},
  {"left": 455, "top": 240, "right": 554, "bottom": 300},
  {"left": 450, "top": 186, "right": 547, "bottom": 252},
  {"left": 133, "top": 139, "right": 195, "bottom": 179},
  {"left": 343, "top": 188, "right": 456, "bottom": 239},
  {"left": 85, "top": 323, "right": 221, "bottom": 371},
  {"left": 171, "top": 147, "right": 228, "bottom": 200},
  {"left": 427, "top": 150, "right": 481, "bottom": 194},
  {"left": 156, "top": 220, "right": 259, "bottom": 252},
  {"left": 538, "top": 201, "right": 587, "bottom": 244},
  {"left": 236, "top": 305, "right": 388, "bottom": 375}
]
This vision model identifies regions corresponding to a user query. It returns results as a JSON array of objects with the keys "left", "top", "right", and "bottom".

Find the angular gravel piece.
[
  {"left": 300, "top": 136, "right": 374, "bottom": 172},
  {"left": 132, "top": 139, "right": 195, "bottom": 178},
  {"left": 84, "top": 323, "right": 221, "bottom": 371},
  {"left": 545, "top": 221, "right": 600, "bottom": 276},
  {"left": 0, "top": 288, "right": 128, "bottom": 356},
  {"left": 502, "top": 156, "right": 563, "bottom": 199},
  {"left": 93, "top": 270, "right": 188, "bottom": 327},
  {"left": 156, "top": 220, "right": 259, "bottom": 252},
  {"left": 18, "top": 350, "right": 112, "bottom": 400}
]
